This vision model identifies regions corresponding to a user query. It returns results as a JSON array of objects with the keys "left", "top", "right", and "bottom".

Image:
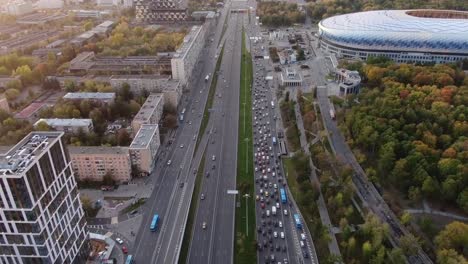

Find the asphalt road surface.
[
  {"left": 245, "top": 6, "right": 318, "bottom": 264},
  {"left": 187, "top": 10, "right": 243, "bottom": 264},
  {"left": 131, "top": 3, "right": 231, "bottom": 263}
]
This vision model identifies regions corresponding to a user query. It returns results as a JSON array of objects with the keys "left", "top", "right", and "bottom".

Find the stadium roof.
[{"left": 318, "top": 10, "right": 468, "bottom": 53}]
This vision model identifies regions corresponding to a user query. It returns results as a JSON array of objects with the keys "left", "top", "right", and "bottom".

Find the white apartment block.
[
  {"left": 171, "top": 25, "right": 207, "bottom": 86},
  {"left": 129, "top": 124, "right": 160, "bottom": 176},
  {"left": 5, "top": 1, "right": 33, "bottom": 16},
  {"left": 131, "top": 93, "right": 164, "bottom": 134},
  {"left": 0, "top": 132, "right": 88, "bottom": 264},
  {"left": 69, "top": 146, "right": 131, "bottom": 184},
  {"left": 34, "top": 119, "right": 94, "bottom": 134}
]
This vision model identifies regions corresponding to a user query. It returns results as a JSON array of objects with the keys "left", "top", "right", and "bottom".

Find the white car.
[
  {"left": 115, "top": 238, "right": 123, "bottom": 244},
  {"left": 280, "top": 232, "right": 285, "bottom": 239},
  {"left": 300, "top": 241, "right": 305, "bottom": 248},
  {"left": 283, "top": 209, "right": 288, "bottom": 216},
  {"left": 202, "top": 222, "right": 207, "bottom": 229},
  {"left": 167, "top": 160, "right": 172, "bottom": 165},
  {"left": 278, "top": 221, "right": 283, "bottom": 228},
  {"left": 276, "top": 203, "right": 280, "bottom": 209},
  {"left": 212, "top": 155, "right": 216, "bottom": 161},
  {"left": 180, "top": 144, "right": 184, "bottom": 148},
  {"left": 301, "top": 233, "right": 306, "bottom": 240},
  {"left": 273, "top": 231, "right": 278, "bottom": 238}
]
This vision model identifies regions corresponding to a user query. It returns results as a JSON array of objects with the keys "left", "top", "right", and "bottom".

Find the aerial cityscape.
[{"left": 0, "top": 0, "right": 466, "bottom": 263}]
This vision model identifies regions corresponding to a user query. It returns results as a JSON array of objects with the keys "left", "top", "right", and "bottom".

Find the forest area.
[
  {"left": 257, "top": 2, "right": 306, "bottom": 27},
  {"left": 306, "top": 0, "right": 468, "bottom": 21}
]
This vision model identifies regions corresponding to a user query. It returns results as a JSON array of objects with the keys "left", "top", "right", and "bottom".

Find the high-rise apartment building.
[{"left": 0, "top": 132, "right": 88, "bottom": 264}]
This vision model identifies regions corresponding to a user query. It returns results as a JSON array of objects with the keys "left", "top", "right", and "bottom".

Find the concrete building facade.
[
  {"left": 63, "top": 92, "right": 116, "bottom": 104},
  {"left": 34, "top": 119, "right": 94, "bottom": 134},
  {"left": 335, "top": 68, "right": 361, "bottom": 96},
  {"left": 0, "top": 97, "right": 10, "bottom": 113},
  {"left": 0, "top": 132, "right": 88, "bottom": 264},
  {"left": 171, "top": 25, "right": 207, "bottom": 86},
  {"left": 110, "top": 75, "right": 182, "bottom": 108},
  {"left": 69, "top": 146, "right": 131, "bottom": 183},
  {"left": 129, "top": 124, "right": 160, "bottom": 176},
  {"left": 280, "top": 68, "right": 303, "bottom": 86},
  {"left": 131, "top": 93, "right": 164, "bottom": 134}
]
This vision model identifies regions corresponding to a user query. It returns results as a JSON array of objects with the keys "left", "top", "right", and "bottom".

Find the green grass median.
[{"left": 234, "top": 29, "right": 256, "bottom": 264}]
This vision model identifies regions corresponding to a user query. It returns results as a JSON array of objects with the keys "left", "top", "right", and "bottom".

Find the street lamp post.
[{"left": 244, "top": 193, "right": 250, "bottom": 236}]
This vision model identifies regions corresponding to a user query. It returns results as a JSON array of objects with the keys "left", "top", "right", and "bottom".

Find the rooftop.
[
  {"left": 0, "top": 132, "right": 62, "bottom": 176},
  {"left": 173, "top": 26, "right": 202, "bottom": 59},
  {"left": 68, "top": 146, "right": 129, "bottom": 155},
  {"left": 63, "top": 92, "right": 116, "bottom": 100},
  {"left": 133, "top": 94, "right": 164, "bottom": 121},
  {"left": 15, "top": 102, "right": 48, "bottom": 119},
  {"left": 34, "top": 118, "right": 93, "bottom": 127},
  {"left": 130, "top": 124, "right": 159, "bottom": 149}
]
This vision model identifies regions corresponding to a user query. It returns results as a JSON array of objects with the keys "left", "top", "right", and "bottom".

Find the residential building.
[
  {"left": 69, "top": 21, "right": 114, "bottom": 46},
  {"left": 69, "top": 146, "right": 131, "bottom": 183},
  {"left": 0, "top": 76, "right": 20, "bottom": 89},
  {"left": 0, "top": 96, "right": 10, "bottom": 113},
  {"left": 69, "top": 10, "right": 109, "bottom": 19},
  {"left": 15, "top": 102, "right": 51, "bottom": 123},
  {"left": 171, "top": 25, "right": 207, "bottom": 86},
  {"left": 129, "top": 124, "right": 160, "bottom": 176},
  {"left": 34, "top": 118, "right": 94, "bottom": 133},
  {"left": 131, "top": 93, "right": 164, "bottom": 134},
  {"left": 0, "top": 132, "right": 89, "bottom": 264},
  {"left": 110, "top": 75, "right": 182, "bottom": 108},
  {"left": 280, "top": 68, "right": 303, "bottom": 86},
  {"left": 69, "top": 52, "right": 172, "bottom": 75},
  {"left": 5, "top": 1, "right": 33, "bottom": 16},
  {"left": 37, "top": 0, "right": 63, "bottom": 9},
  {"left": 335, "top": 68, "right": 361, "bottom": 96},
  {"left": 135, "top": 0, "right": 187, "bottom": 22},
  {"left": 63, "top": 92, "right": 116, "bottom": 104}
]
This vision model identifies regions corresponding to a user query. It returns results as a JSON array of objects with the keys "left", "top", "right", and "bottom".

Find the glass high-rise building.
[{"left": 0, "top": 132, "right": 88, "bottom": 264}]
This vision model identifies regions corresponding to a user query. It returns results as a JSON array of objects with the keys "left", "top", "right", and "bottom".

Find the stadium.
[{"left": 318, "top": 10, "right": 468, "bottom": 63}]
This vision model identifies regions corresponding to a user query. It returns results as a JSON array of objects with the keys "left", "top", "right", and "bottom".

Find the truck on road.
[
  {"left": 272, "top": 206, "right": 277, "bottom": 216},
  {"left": 205, "top": 74, "right": 210, "bottom": 82}
]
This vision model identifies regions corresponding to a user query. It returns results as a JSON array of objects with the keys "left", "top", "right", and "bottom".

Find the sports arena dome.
[{"left": 318, "top": 10, "right": 468, "bottom": 63}]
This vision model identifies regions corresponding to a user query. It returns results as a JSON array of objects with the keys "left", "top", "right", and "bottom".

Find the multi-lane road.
[
  {"left": 186, "top": 9, "right": 243, "bottom": 264},
  {"left": 131, "top": 3, "right": 231, "bottom": 263}
]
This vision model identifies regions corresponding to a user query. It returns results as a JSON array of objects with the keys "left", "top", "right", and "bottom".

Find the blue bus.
[
  {"left": 280, "top": 188, "right": 287, "bottom": 204},
  {"left": 125, "top": 255, "right": 134, "bottom": 264},
  {"left": 150, "top": 214, "right": 160, "bottom": 231},
  {"left": 293, "top": 214, "right": 302, "bottom": 229}
]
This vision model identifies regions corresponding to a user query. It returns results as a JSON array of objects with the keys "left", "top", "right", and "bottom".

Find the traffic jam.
[{"left": 250, "top": 37, "right": 311, "bottom": 264}]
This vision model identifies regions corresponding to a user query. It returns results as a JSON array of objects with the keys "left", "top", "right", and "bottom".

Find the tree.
[
  {"left": 436, "top": 248, "right": 467, "bottom": 264},
  {"left": 35, "top": 121, "right": 51, "bottom": 131},
  {"left": 435, "top": 221, "right": 468, "bottom": 254},
  {"left": 163, "top": 114, "right": 177, "bottom": 128},
  {"left": 388, "top": 248, "right": 406, "bottom": 264},
  {"left": 399, "top": 233, "right": 420, "bottom": 256},
  {"left": 102, "top": 172, "right": 115, "bottom": 186},
  {"left": 400, "top": 212, "right": 412, "bottom": 226},
  {"left": 4, "top": 88, "right": 19, "bottom": 101},
  {"left": 362, "top": 241, "right": 372, "bottom": 259},
  {"left": 83, "top": 20, "right": 94, "bottom": 31},
  {"left": 80, "top": 195, "right": 93, "bottom": 217},
  {"left": 116, "top": 129, "right": 131, "bottom": 146},
  {"left": 6, "top": 79, "right": 22, "bottom": 90}
]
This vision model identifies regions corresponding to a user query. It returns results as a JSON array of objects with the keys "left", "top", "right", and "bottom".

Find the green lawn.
[
  {"left": 283, "top": 158, "right": 331, "bottom": 262},
  {"left": 195, "top": 43, "right": 225, "bottom": 152},
  {"left": 178, "top": 152, "right": 206, "bottom": 264},
  {"left": 234, "top": 29, "right": 257, "bottom": 264}
]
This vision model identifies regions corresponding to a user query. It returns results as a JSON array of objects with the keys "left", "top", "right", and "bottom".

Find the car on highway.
[
  {"left": 300, "top": 241, "right": 305, "bottom": 248},
  {"left": 202, "top": 222, "right": 207, "bottom": 229},
  {"left": 283, "top": 209, "right": 288, "bottom": 216},
  {"left": 201, "top": 193, "right": 205, "bottom": 200},
  {"left": 180, "top": 144, "right": 184, "bottom": 148},
  {"left": 273, "top": 231, "right": 277, "bottom": 238},
  {"left": 115, "top": 238, "right": 123, "bottom": 244},
  {"left": 212, "top": 155, "right": 216, "bottom": 161},
  {"left": 206, "top": 172, "right": 210, "bottom": 178},
  {"left": 122, "top": 246, "right": 128, "bottom": 254},
  {"left": 301, "top": 233, "right": 306, "bottom": 240},
  {"left": 281, "top": 232, "right": 285, "bottom": 239},
  {"left": 167, "top": 160, "right": 172, "bottom": 165},
  {"left": 180, "top": 182, "right": 184, "bottom": 188}
]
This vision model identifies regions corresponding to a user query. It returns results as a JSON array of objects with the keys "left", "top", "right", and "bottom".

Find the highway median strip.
[
  {"left": 234, "top": 28, "right": 256, "bottom": 264},
  {"left": 195, "top": 43, "right": 226, "bottom": 153},
  {"left": 178, "top": 151, "right": 207, "bottom": 264}
]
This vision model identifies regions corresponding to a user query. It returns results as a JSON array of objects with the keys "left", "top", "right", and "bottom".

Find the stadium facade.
[{"left": 318, "top": 10, "right": 468, "bottom": 64}]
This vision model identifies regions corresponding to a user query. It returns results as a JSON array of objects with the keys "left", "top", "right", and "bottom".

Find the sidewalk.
[{"left": 292, "top": 89, "right": 342, "bottom": 259}]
